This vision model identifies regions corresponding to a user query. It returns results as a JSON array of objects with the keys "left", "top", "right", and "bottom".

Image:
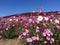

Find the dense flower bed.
[{"left": 0, "top": 12, "right": 60, "bottom": 45}]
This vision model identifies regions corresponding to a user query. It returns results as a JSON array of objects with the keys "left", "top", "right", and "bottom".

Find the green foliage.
[
  {"left": 46, "top": 23, "right": 55, "bottom": 33},
  {"left": 2, "top": 26, "right": 19, "bottom": 39}
]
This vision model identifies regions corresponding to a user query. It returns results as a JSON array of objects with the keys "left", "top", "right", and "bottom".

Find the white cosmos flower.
[
  {"left": 44, "top": 17, "right": 49, "bottom": 21},
  {"left": 54, "top": 19, "right": 59, "bottom": 24},
  {"left": 6, "top": 28, "right": 8, "bottom": 30},
  {"left": 9, "top": 19, "right": 12, "bottom": 21},
  {"left": 51, "top": 38, "right": 54, "bottom": 42},
  {"left": 44, "top": 41, "right": 47, "bottom": 44},
  {"left": 37, "top": 16, "right": 43, "bottom": 21},
  {"left": 50, "top": 19, "right": 53, "bottom": 22},
  {"left": 12, "top": 24, "right": 15, "bottom": 27}
]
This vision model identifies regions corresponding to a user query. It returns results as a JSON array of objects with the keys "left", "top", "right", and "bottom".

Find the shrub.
[
  {"left": 2, "top": 26, "right": 19, "bottom": 39},
  {"left": 0, "top": 13, "right": 60, "bottom": 45}
]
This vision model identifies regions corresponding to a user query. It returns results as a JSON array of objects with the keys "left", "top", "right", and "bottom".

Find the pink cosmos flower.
[
  {"left": 44, "top": 29, "right": 53, "bottom": 35},
  {"left": 27, "top": 38, "right": 33, "bottom": 42},
  {"left": 44, "top": 29, "right": 51, "bottom": 33},
  {"left": 22, "top": 32, "right": 27, "bottom": 36},
  {"left": 51, "top": 38, "right": 54, "bottom": 42},
  {"left": 22, "top": 29, "right": 29, "bottom": 36},
  {"left": 25, "top": 29, "right": 29, "bottom": 34},
  {"left": 54, "top": 19, "right": 59, "bottom": 24},
  {"left": 42, "top": 23, "right": 46, "bottom": 27},
  {"left": 47, "top": 33, "right": 50, "bottom": 36},
  {"left": 36, "top": 37, "right": 39, "bottom": 41},
  {"left": 36, "top": 26, "right": 39, "bottom": 29},
  {"left": 36, "top": 20, "right": 40, "bottom": 24},
  {"left": 50, "top": 32, "right": 53, "bottom": 36},
  {"left": 42, "top": 32, "right": 46, "bottom": 36},
  {"left": 42, "top": 29, "right": 53, "bottom": 36},
  {"left": 36, "top": 29, "right": 40, "bottom": 32},
  {"left": 17, "top": 35, "right": 22, "bottom": 43},
  {"left": 17, "top": 16, "right": 21, "bottom": 21},
  {"left": 6, "top": 25, "right": 10, "bottom": 30},
  {"left": 32, "top": 36, "right": 39, "bottom": 41},
  {"left": 50, "top": 38, "right": 54, "bottom": 44},
  {"left": 29, "top": 18, "right": 32, "bottom": 23},
  {"left": 44, "top": 17, "right": 49, "bottom": 21},
  {"left": 46, "top": 36, "right": 50, "bottom": 41},
  {"left": 32, "top": 36, "right": 37, "bottom": 41},
  {"left": 23, "top": 22, "right": 29, "bottom": 27},
  {"left": 50, "top": 41, "right": 53, "bottom": 44},
  {"left": 55, "top": 25, "right": 60, "bottom": 29}
]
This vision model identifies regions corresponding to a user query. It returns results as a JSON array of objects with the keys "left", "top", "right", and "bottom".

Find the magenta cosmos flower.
[
  {"left": 23, "top": 22, "right": 30, "bottom": 27},
  {"left": 46, "top": 36, "right": 50, "bottom": 41},
  {"left": 42, "top": 29, "right": 53, "bottom": 36},
  {"left": 55, "top": 25, "right": 60, "bottom": 29}
]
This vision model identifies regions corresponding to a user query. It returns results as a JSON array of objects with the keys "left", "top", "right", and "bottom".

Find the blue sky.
[{"left": 0, "top": 0, "right": 60, "bottom": 17}]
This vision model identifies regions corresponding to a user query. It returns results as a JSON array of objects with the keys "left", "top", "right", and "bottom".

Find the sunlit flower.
[
  {"left": 9, "top": 19, "right": 12, "bottom": 21},
  {"left": 42, "top": 29, "right": 53, "bottom": 36},
  {"left": 13, "top": 16, "right": 16, "bottom": 18},
  {"left": 44, "top": 17, "right": 49, "bottom": 21},
  {"left": 50, "top": 38, "right": 54, "bottom": 44},
  {"left": 6, "top": 28, "right": 8, "bottom": 30},
  {"left": 37, "top": 16, "right": 43, "bottom": 21},
  {"left": 50, "top": 19, "right": 53, "bottom": 22},
  {"left": 36, "top": 26, "right": 39, "bottom": 29},
  {"left": 27, "top": 38, "right": 33, "bottom": 42},
  {"left": 54, "top": 19, "right": 59, "bottom": 24},
  {"left": 44, "top": 41, "right": 47, "bottom": 44},
  {"left": 51, "top": 38, "right": 54, "bottom": 42}
]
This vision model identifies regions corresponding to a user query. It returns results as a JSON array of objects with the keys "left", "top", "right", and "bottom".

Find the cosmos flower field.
[{"left": 0, "top": 12, "right": 60, "bottom": 45}]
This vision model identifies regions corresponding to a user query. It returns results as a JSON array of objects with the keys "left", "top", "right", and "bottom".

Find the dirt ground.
[{"left": 0, "top": 39, "right": 21, "bottom": 45}]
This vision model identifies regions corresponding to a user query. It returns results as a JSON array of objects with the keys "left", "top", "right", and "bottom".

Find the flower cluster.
[
  {"left": 42, "top": 29, "right": 54, "bottom": 44},
  {"left": 0, "top": 12, "right": 60, "bottom": 45}
]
